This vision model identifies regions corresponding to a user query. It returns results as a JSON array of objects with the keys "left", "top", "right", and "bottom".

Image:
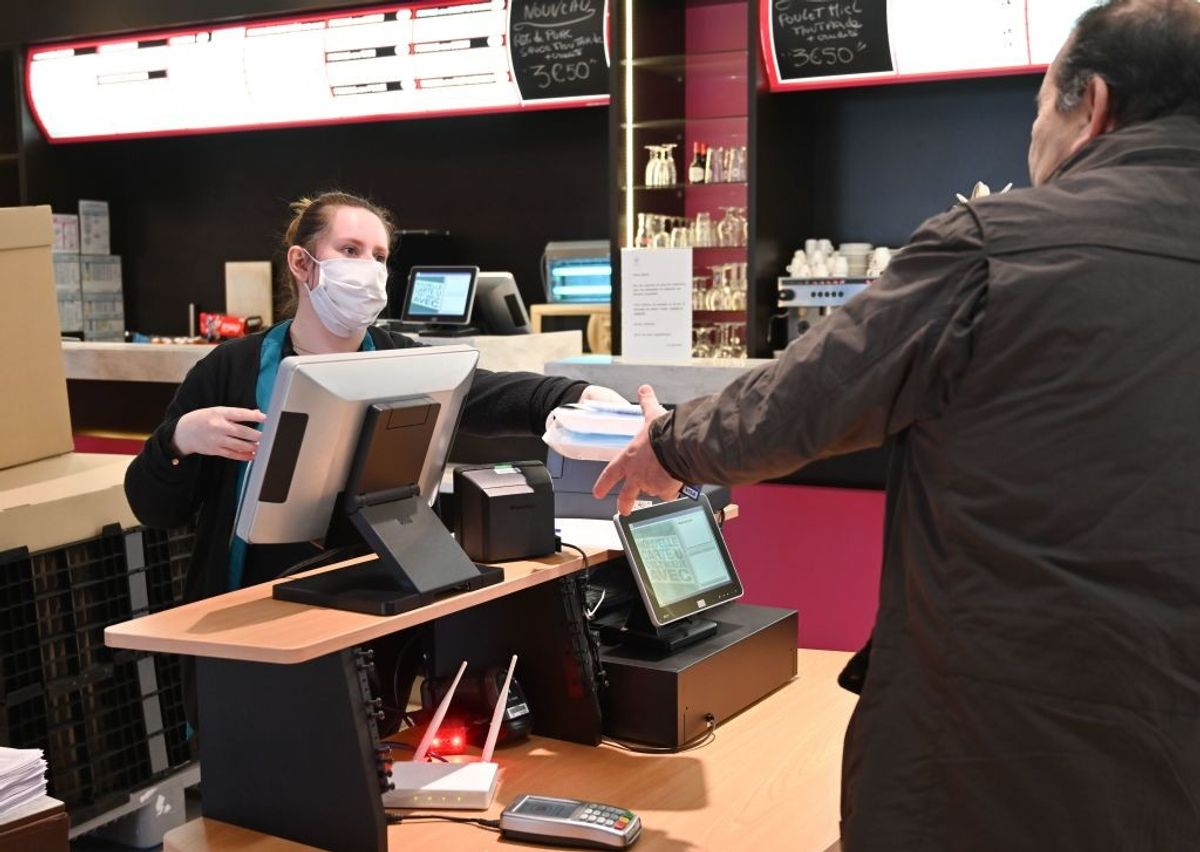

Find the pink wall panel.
[
  {"left": 74, "top": 434, "right": 145, "bottom": 456},
  {"left": 722, "top": 483, "right": 884, "bottom": 651}
]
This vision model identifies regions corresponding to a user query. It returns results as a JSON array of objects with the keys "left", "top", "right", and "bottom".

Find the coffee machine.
[{"left": 776, "top": 277, "right": 871, "bottom": 341}]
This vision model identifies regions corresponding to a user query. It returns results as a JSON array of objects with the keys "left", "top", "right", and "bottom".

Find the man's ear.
[{"left": 1072, "top": 75, "right": 1118, "bottom": 155}]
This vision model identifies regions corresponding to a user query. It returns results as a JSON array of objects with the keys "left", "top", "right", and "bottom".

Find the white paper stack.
[
  {"left": 543, "top": 401, "right": 645, "bottom": 462},
  {"left": 0, "top": 747, "right": 48, "bottom": 818}
]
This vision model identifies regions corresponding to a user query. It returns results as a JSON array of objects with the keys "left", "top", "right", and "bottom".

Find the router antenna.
[
  {"left": 413, "top": 660, "right": 467, "bottom": 762},
  {"left": 481, "top": 654, "right": 518, "bottom": 763}
]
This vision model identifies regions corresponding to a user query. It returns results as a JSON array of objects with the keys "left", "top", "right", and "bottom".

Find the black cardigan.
[{"left": 124, "top": 325, "right": 587, "bottom": 604}]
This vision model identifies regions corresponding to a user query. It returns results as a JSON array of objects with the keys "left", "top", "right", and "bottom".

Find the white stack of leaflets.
[
  {"left": 543, "top": 401, "right": 645, "bottom": 462},
  {"left": 0, "top": 747, "right": 48, "bottom": 818}
]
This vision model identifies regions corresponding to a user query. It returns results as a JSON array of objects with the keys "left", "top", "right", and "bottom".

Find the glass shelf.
[
  {"left": 622, "top": 115, "right": 747, "bottom": 130},
  {"left": 691, "top": 245, "right": 748, "bottom": 255},
  {"left": 622, "top": 181, "right": 748, "bottom": 191}
]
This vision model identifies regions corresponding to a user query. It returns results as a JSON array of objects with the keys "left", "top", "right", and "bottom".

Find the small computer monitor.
[
  {"left": 474, "top": 271, "right": 531, "bottom": 335},
  {"left": 401, "top": 266, "right": 479, "bottom": 326},
  {"left": 542, "top": 240, "right": 611, "bottom": 303},
  {"left": 234, "top": 345, "right": 478, "bottom": 545},
  {"left": 614, "top": 495, "right": 743, "bottom": 628}
]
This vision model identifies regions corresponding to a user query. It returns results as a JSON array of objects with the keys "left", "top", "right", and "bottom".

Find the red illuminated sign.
[{"left": 27, "top": 0, "right": 610, "bottom": 142}]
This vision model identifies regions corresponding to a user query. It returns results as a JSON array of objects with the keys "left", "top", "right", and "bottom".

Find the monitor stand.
[
  {"left": 418, "top": 325, "right": 480, "bottom": 338},
  {"left": 598, "top": 602, "right": 718, "bottom": 655},
  {"left": 273, "top": 486, "right": 502, "bottom": 616},
  {"left": 272, "top": 398, "right": 503, "bottom": 616}
]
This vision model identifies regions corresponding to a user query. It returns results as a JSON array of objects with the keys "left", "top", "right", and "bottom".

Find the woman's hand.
[
  {"left": 171, "top": 407, "right": 267, "bottom": 462},
  {"left": 579, "top": 384, "right": 629, "bottom": 406}
]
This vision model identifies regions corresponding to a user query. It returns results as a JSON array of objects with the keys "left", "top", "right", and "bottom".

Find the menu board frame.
[
  {"left": 760, "top": 0, "right": 1080, "bottom": 93},
  {"left": 27, "top": 0, "right": 611, "bottom": 143}
]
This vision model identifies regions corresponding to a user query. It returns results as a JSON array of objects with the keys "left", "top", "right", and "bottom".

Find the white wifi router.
[{"left": 382, "top": 655, "right": 517, "bottom": 811}]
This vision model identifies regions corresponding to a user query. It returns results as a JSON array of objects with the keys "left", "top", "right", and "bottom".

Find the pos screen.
[
  {"left": 615, "top": 495, "right": 743, "bottom": 627},
  {"left": 401, "top": 266, "right": 479, "bottom": 324}
]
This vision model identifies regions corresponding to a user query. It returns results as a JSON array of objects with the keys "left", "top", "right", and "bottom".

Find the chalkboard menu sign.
[
  {"left": 769, "top": 0, "right": 894, "bottom": 83},
  {"left": 762, "top": 0, "right": 1099, "bottom": 93},
  {"left": 508, "top": 0, "right": 610, "bottom": 102}
]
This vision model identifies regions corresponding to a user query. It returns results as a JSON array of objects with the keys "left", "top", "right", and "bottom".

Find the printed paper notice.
[{"left": 620, "top": 248, "right": 692, "bottom": 360}]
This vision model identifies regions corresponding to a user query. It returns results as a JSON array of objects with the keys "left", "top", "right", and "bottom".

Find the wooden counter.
[
  {"left": 163, "top": 649, "right": 855, "bottom": 852},
  {"left": 105, "top": 547, "right": 611, "bottom": 664},
  {"left": 105, "top": 504, "right": 738, "bottom": 663}
]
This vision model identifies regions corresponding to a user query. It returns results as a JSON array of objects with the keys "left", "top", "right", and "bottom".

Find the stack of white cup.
[
  {"left": 786, "top": 239, "right": 895, "bottom": 280},
  {"left": 839, "top": 243, "right": 872, "bottom": 276}
]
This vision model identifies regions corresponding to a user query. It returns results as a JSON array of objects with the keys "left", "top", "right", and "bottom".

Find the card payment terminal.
[{"left": 500, "top": 794, "right": 641, "bottom": 848}]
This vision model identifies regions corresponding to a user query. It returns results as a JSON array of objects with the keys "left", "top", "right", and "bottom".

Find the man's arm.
[{"left": 654, "top": 206, "right": 989, "bottom": 486}]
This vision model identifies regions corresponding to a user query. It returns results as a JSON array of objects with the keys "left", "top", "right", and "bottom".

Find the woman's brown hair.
[{"left": 277, "top": 191, "right": 395, "bottom": 318}]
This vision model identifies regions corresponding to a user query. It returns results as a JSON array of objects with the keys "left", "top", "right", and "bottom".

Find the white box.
[
  {"left": 53, "top": 251, "right": 82, "bottom": 331},
  {"left": 225, "top": 261, "right": 274, "bottom": 326},
  {"left": 79, "top": 199, "right": 110, "bottom": 255},
  {"left": 81, "top": 254, "right": 122, "bottom": 294},
  {"left": 58, "top": 300, "right": 83, "bottom": 332},
  {"left": 52, "top": 213, "right": 80, "bottom": 252}
]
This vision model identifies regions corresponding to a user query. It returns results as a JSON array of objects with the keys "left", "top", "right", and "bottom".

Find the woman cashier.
[{"left": 125, "top": 190, "right": 622, "bottom": 604}]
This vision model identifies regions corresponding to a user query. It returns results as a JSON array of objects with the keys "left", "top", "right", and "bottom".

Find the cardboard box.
[
  {"left": 0, "top": 206, "right": 74, "bottom": 470},
  {"left": 0, "top": 453, "right": 137, "bottom": 554}
]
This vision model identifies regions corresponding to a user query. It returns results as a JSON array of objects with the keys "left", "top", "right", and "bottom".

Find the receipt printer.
[{"left": 454, "top": 461, "right": 556, "bottom": 563}]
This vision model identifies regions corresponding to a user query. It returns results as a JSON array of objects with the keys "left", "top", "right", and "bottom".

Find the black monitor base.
[
  {"left": 598, "top": 604, "right": 719, "bottom": 654},
  {"left": 418, "top": 325, "right": 480, "bottom": 337},
  {"left": 273, "top": 559, "right": 504, "bottom": 616},
  {"left": 272, "top": 399, "right": 503, "bottom": 616}
]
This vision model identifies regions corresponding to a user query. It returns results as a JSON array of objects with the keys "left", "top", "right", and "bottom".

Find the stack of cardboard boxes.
[
  {"left": 0, "top": 207, "right": 193, "bottom": 842},
  {"left": 0, "top": 204, "right": 136, "bottom": 544}
]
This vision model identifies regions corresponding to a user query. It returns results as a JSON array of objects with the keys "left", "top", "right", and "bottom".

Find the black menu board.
[
  {"left": 508, "top": 0, "right": 609, "bottom": 102},
  {"left": 770, "top": 0, "right": 893, "bottom": 83}
]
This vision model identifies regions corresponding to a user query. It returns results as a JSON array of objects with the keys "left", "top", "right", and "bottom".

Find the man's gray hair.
[{"left": 1053, "top": 0, "right": 1200, "bottom": 123}]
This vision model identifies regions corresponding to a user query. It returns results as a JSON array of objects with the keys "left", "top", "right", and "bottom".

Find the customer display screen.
[
  {"left": 617, "top": 496, "right": 743, "bottom": 627},
  {"left": 402, "top": 267, "right": 478, "bottom": 324}
]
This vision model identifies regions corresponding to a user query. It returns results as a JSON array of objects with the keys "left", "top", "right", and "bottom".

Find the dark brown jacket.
[{"left": 652, "top": 116, "right": 1200, "bottom": 851}]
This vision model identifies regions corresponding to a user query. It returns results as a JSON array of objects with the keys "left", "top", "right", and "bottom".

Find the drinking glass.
[
  {"left": 693, "top": 212, "right": 714, "bottom": 248},
  {"left": 649, "top": 215, "right": 672, "bottom": 248},
  {"left": 663, "top": 144, "right": 678, "bottom": 185},
  {"left": 692, "top": 275, "right": 710, "bottom": 311},
  {"left": 644, "top": 146, "right": 659, "bottom": 187}
]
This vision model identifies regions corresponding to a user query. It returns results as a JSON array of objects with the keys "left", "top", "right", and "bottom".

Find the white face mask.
[{"left": 300, "top": 249, "right": 389, "bottom": 338}]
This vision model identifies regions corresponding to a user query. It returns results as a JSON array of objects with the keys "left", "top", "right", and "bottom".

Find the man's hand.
[
  {"left": 593, "top": 385, "right": 682, "bottom": 515},
  {"left": 172, "top": 406, "right": 267, "bottom": 462},
  {"left": 578, "top": 384, "right": 629, "bottom": 406}
]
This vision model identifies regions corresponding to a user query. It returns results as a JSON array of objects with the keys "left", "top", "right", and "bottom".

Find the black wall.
[
  {"left": 757, "top": 73, "right": 1041, "bottom": 271},
  {"left": 752, "top": 71, "right": 1041, "bottom": 356},
  {"left": 25, "top": 107, "right": 610, "bottom": 333}
]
